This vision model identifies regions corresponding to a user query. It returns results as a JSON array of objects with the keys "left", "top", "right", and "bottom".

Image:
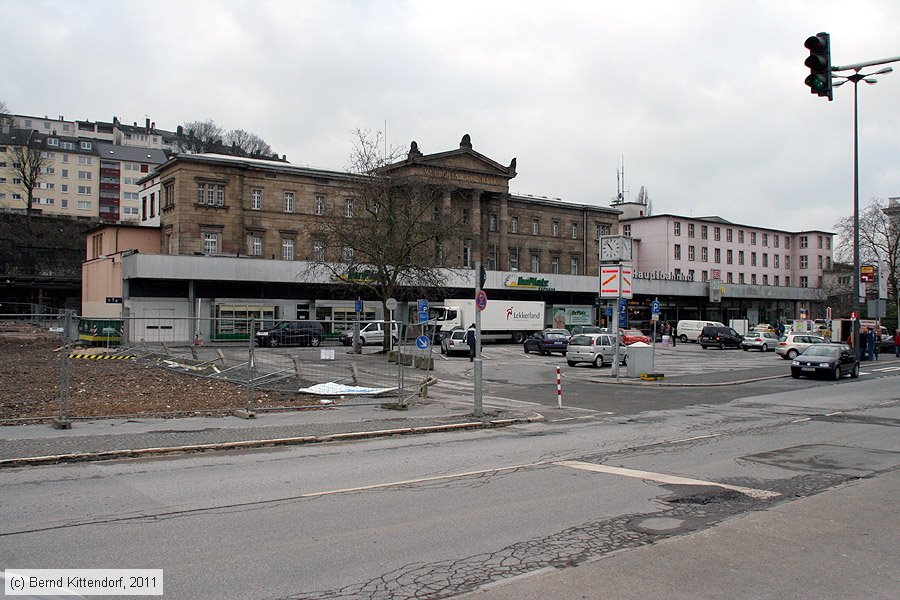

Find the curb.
[
  {"left": 589, "top": 374, "right": 790, "bottom": 387},
  {"left": 0, "top": 415, "right": 544, "bottom": 469}
]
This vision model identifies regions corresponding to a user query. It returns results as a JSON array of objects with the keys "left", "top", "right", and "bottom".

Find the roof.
[
  {"left": 155, "top": 153, "right": 362, "bottom": 183},
  {"left": 510, "top": 194, "right": 621, "bottom": 215},
  {"left": 95, "top": 142, "right": 167, "bottom": 164},
  {"left": 621, "top": 212, "right": 834, "bottom": 236}
]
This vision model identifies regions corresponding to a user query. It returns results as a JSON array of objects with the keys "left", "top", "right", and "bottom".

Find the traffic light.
[{"left": 804, "top": 32, "right": 833, "bottom": 101}]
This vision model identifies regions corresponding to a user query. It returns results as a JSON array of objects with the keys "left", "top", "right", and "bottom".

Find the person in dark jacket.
[{"left": 465, "top": 323, "right": 476, "bottom": 362}]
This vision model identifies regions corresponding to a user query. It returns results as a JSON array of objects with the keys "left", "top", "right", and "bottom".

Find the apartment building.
[{"left": 1, "top": 115, "right": 168, "bottom": 222}]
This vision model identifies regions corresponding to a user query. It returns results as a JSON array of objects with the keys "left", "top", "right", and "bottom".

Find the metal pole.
[
  {"left": 852, "top": 77, "right": 862, "bottom": 359},
  {"left": 246, "top": 317, "right": 255, "bottom": 411},
  {"left": 474, "top": 261, "right": 483, "bottom": 418},
  {"left": 57, "top": 311, "right": 71, "bottom": 425}
]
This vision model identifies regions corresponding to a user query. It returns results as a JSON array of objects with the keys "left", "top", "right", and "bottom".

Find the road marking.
[
  {"left": 871, "top": 366, "right": 900, "bottom": 372},
  {"left": 669, "top": 433, "right": 722, "bottom": 443},
  {"left": 555, "top": 460, "right": 781, "bottom": 499},
  {"left": 791, "top": 417, "right": 812, "bottom": 423}
]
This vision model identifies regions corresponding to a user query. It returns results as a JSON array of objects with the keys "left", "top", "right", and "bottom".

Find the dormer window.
[{"left": 46, "top": 138, "right": 59, "bottom": 147}]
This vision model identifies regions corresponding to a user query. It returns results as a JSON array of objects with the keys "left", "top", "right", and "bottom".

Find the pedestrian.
[
  {"left": 465, "top": 323, "right": 476, "bottom": 362},
  {"left": 894, "top": 330, "right": 900, "bottom": 358},
  {"left": 859, "top": 327, "right": 868, "bottom": 361},
  {"left": 868, "top": 328, "right": 877, "bottom": 361},
  {"left": 669, "top": 322, "right": 676, "bottom": 346}
]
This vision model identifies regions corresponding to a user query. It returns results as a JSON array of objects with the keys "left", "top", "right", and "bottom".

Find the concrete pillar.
[
  {"left": 499, "top": 193, "right": 509, "bottom": 270},
  {"left": 470, "top": 189, "right": 482, "bottom": 263}
]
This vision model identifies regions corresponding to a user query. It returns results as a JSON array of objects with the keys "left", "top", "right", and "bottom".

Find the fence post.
[
  {"left": 53, "top": 311, "right": 73, "bottom": 429},
  {"left": 235, "top": 317, "right": 257, "bottom": 419}
]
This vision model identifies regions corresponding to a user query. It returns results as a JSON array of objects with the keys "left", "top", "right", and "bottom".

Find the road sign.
[
  {"left": 418, "top": 310, "right": 429, "bottom": 323},
  {"left": 355, "top": 298, "right": 364, "bottom": 313},
  {"left": 650, "top": 300, "right": 661, "bottom": 315},
  {"left": 475, "top": 290, "right": 488, "bottom": 311},
  {"left": 606, "top": 306, "right": 613, "bottom": 317},
  {"left": 600, "top": 265, "right": 633, "bottom": 299},
  {"left": 386, "top": 297, "right": 398, "bottom": 310},
  {"left": 418, "top": 299, "right": 429, "bottom": 312},
  {"left": 416, "top": 335, "right": 430, "bottom": 350}
]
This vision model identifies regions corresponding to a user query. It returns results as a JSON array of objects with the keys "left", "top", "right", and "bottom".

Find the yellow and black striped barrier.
[{"left": 68, "top": 353, "right": 136, "bottom": 360}]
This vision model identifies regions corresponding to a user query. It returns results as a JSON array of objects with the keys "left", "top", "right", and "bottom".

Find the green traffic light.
[{"left": 805, "top": 74, "right": 828, "bottom": 92}]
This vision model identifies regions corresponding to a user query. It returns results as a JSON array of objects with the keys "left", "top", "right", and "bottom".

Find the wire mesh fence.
[{"left": 0, "top": 314, "right": 437, "bottom": 424}]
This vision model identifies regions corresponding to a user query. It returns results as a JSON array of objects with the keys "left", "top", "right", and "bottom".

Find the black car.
[
  {"left": 791, "top": 343, "right": 859, "bottom": 380},
  {"left": 698, "top": 325, "right": 742, "bottom": 349},
  {"left": 523, "top": 331, "right": 569, "bottom": 356},
  {"left": 255, "top": 321, "right": 325, "bottom": 347}
]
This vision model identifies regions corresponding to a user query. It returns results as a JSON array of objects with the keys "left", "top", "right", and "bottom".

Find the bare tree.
[
  {"left": 10, "top": 131, "right": 49, "bottom": 226},
  {"left": 308, "top": 129, "right": 466, "bottom": 351},
  {"left": 0, "top": 100, "right": 10, "bottom": 124},
  {"left": 834, "top": 196, "right": 900, "bottom": 313},
  {"left": 176, "top": 119, "right": 225, "bottom": 153},
  {"left": 225, "top": 129, "right": 273, "bottom": 157}
]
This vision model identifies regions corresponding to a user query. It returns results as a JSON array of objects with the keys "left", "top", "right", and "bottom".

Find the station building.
[{"left": 81, "top": 136, "right": 831, "bottom": 342}]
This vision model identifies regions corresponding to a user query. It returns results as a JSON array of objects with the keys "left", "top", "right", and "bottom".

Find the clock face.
[
  {"left": 601, "top": 236, "right": 627, "bottom": 261},
  {"left": 620, "top": 238, "right": 633, "bottom": 261}
]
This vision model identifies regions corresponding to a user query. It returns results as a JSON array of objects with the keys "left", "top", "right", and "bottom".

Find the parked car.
[
  {"left": 776, "top": 333, "right": 826, "bottom": 359},
  {"left": 440, "top": 329, "right": 468, "bottom": 356},
  {"left": 566, "top": 333, "right": 627, "bottom": 368},
  {"left": 751, "top": 323, "right": 776, "bottom": 333},
  {"left": 620, "top": 329, "right": 650, "bottom": 345},
  {"left": 740, "top": 331, "right": 781, "bottom": 352},
  {"left": 339, "top": 321, "right": 399, "bottom": 346},
  {"left": 255, "top": 320, "right": 325, "bottom": 347},
  {"left": 523, "top": 330, "right": 569, "bottom": 355},
  {"left": 698, "top": 325, "right": 742, "bottom": 349},
  {"left": 676, "top": 320, "right": 725, "bottom": 343},
  {"left": 791, "top": 343, "right": 859, "bottom": 380}
]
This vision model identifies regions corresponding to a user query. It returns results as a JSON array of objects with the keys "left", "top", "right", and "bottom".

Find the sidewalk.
[
  {"left": 0, "top": 400, "right": 543, "bottom": 467},
  {"left": 462, "top": 469, "right": 900, "bottom": 600}
]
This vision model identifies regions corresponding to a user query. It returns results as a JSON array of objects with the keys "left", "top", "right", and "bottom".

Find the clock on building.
[{"left": 600, "top": 236, "right": 633, "bottom": 262}]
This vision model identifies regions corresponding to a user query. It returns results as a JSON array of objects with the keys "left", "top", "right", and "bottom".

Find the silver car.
[
  {"left": 776, "top": 333, "right": 826, "bottom": 359},
  {"left": 740, "top": 331, "right": 781, "bottom": 352},
  {"left": 566, "top": 333, "right": 627, "bottom": 368},
  {"left": 440, "top": 329, "right": 468, "bottom": 356}
]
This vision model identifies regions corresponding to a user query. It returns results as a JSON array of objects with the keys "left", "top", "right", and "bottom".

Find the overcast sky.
[{"left": 3, "top": 0, "right": 898, "bottom": 233}]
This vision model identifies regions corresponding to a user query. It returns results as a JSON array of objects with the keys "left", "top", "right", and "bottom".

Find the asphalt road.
[{"left": 1, "top": 367, "right": 897, "bottom": 599}]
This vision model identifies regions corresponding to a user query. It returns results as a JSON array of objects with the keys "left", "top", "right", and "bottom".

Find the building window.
[
  {"left": 825, "top": 257, "right": 831, "bottom": 269},
  {"left": 531, "top": 253, "right": 539, "bottom": 272},
  {"left": 800, "top": 255, "right": 808, "bottom": 269},
  {"left": 785, "top": 255, "right": 791, "bottom": 269},
  {"left": 727, "top": 272, "right": 733, "bottom": 283},
  {"left": 315, "top": 195, "right": 325, "bottom": 215},
  {"left": 251, "top": 188, "right": 262, "bottom": 210},
  {"left": 461, "top": 208, "right": 469, "bottom": 224},
  {"left": 622, "top": 224, "right": 631, "bottom": 236},
  {"left": 313, "top": 240, "right": 325, "bottom": 262},
  {"left": 284, "top": 191, "right": 294, "bottom": 213},
  {"left": 739, "top": 273, "right": 745, "bottom": 284},
  {"left": 552, "top": 221, "right": 559, "bottom": 237},
  {"left": 688, "top": 223, "right": 695, "bottom": 238},
  {"left": 203, "top": 232, "right": 219, "bottom": 255},
  {"left": 674, "top": 222, "right": 681, "bottom": 236},
  {"left": 737, "top": 230, "right": 744, "bottom": 243},
  {"left": 77, "top": 185, "right": 91, "bottom": 195},
  {"left": 510, "top": 216, "right": 518, "bottom": 233},
  {"left": 80, "top": 141, "right": 92, "bottom": 150},
  {"left": 281, "top": 238, "right": 294, "bottom": 261},
  {"left": 786, "top": 276, "right": 791, "bottom": 286},
  {"left": 689, "top": 269, "right": 695, "bottom": 280},
  {"left": 701, "top": 225, "right": 708, "bottom": 240},
  {"left": 570, "top": 256, "right": 579, "bottom": 275},
  {"left": 249, "top": 235, "right": 262, "bottom": 256},
  {"left": 726, "top": 228, "right": 733, "bottom": 242},
  {"left": 800, "top": 236, "right": 808, "bottom": 249},
  {"left": 462, "top": 239, "right": 471, "bottom": 268},
  {"left": 763, "top": 253, "right": 768, "bottom": 268},
  {"left": 751, "top": 252, "right": 757, "bottom": 267},
  {"left": 488, "top": 245, "right": 498, "bottom": 270},
  {"left": 826, "top": 237, "right": 831, "bottom": 250},
  {"left": 785, "top": 236, "right": 791, "bottom": 249},
  {"left": 714, "top": 248, "right": 721, "bottom": 263},
  {"left": 774, "top": 275, "right": 780, "bottom": 286},
  {"left": 751, "top": 232, "right": 757, "bottom": 245},
  {"left": 596, "top": 223, "right": 610, "bottom": 239},
  {"left": 688, "top": 246, "right": 695, "bottom": 261},
  {"left": 800, "top": 276, "right": 808, "bottom": 288},
  {"left": 727, "top": 249, "right": 733, "bottom": 264},
  {"left": 762, "top": 233, "right": 768, "bottom": 246},
  {"left": 817, "top": 235, "right": 823, "bottom": 249},
  {"left": 509, "top": 247, "right": 519, "bottom": 271},
  {"left": 78, "top": 156, "right": 92, "bottom": 165},
  {"left": 197, "top": 182, "right": 224, "bottom": 206},
  {"left": 774, "top": 235, "right": 780, "bottom": 248},
  {"left": 489, "top": 213, "right": 497, "bottom": 231},
  {"left": 763, "top": 274, "right": 769, "bottom": 285},
  {"left": 751, "top": 274, "right": 757, "bottom": 285},
  {"left": 551, "top": 255, "right": 559, "bottom": 274},
  {"left": 774, "top": 254, "right": 780, "bottom": 268},
  {"left": 46, "top": 138, "right": 58, "bottom": 147},
  {"left": 674, "top": 244, "right": 681, "bottom": 260},
  {"left": 343, "top": 246, "right": 354, "bottom": 262},
  {"left": 817, "top": 255, "right": 823, "bottom": 269},
  {"left": 532, "top": 218, "right": 540, "bottom": 235},
  {"left": 345, "top": 197, "right": 354, "bottom": 218},
  {"left": 571, "top": 222, "right": 578, "bottom": 239},
  {"left": 701, "top": 247, "right": 708, "bottom": 262},
  {"left": 738, "top": 251, "right": 745, "bottom": 265}
]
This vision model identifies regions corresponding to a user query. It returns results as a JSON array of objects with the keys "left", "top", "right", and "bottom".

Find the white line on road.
[
  {"left": 554, "top": 460, "right": 781, "bottom": 499},
  {"left": 669, "top": 433, "right": 722, "bottom": 443}
]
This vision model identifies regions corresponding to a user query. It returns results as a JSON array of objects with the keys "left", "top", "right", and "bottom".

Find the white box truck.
[{"left": 432, "top": 299, "right": 545, "bottom": 343}]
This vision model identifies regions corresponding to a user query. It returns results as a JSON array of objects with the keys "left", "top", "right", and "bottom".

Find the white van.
[
  {"left": 676, "top": 320, "right": 725, "bottom": 343},
  {"left": 339, "top": 321, "right": 399, "bottom": 346}
]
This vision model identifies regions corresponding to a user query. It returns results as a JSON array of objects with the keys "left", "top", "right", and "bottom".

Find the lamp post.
[{"left": 833, "top": 64, "right": 894, "bottom": 358}]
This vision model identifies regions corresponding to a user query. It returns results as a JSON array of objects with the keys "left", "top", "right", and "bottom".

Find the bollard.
[{"left": 556, "top": 366, "right": 562, "bottom": 408}]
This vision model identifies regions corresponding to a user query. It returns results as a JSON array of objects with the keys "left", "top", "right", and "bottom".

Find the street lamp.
[{"left": 833, "top": 64, "right": 894, "bottom": 358}]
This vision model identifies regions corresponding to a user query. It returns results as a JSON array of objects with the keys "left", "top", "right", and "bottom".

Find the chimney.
[
  {"left": 145, "top": 118, "right": 150, "bottom": 131},
  {"left": 151, "top": 122, "right": 155, "bottom": 130},
  {"left": 176, "top": 125, "right": 183, "bottom": 136}
]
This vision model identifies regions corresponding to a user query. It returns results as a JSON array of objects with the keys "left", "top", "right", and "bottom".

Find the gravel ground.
[{"left": 0, "top": 322, "right": 323, "bottom": 423}]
